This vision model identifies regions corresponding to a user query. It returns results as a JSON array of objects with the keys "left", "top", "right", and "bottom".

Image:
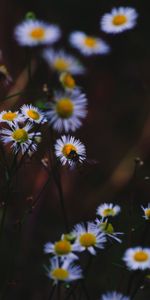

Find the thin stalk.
[{"left": 48, "top": 284, "right": 56, "bottom": 300}]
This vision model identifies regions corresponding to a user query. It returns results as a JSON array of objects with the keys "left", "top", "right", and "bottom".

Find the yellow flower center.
[
  {"left": 2, "top": 111, "right": 17, "bottom": 121},
  {"left": 145, "top": 209, "right": 150, "bottom": 218},
  {"left": 112, "top": 15, "right": 127, "bottom": 26},
  {"left": 27, "top": 109, "right": 40, "bottom": 120},
  {"left": 56, "top": 98, "right": 74, "bottom": 118},
  {"left": 54, "top": 58, "right": 69, "bottom": 72},
  {"left": 84, "top": 37, "right": 97, "bottom": 48},
  {"left": 62, "top": 144, "right": 77, "bottom": 158},
  {"left": 51, "top": 268, "right": 69, "bottom": 281},
  {"left": 60, "top": 73, "right": 76, "bottom": 89},
  {"left": 134, "top": 251, "right": 149, "bottom": 262},
  {"left": 79, "top": 233, "right": 96, "bottom": 247},
  {"left": 30, "top": 27, "right": 45, "bottom": 40},
  {"left": 99, "top": 222, "right": 114, "bottom": 234},
  {"left": 12, "top": 129, "right": 28, "bottom": 143},
  {"left": 54, "top": 240, "right": 72, "bottom": 255},
  {"left": 103, "top": 208, "right": 115, "bottom": 217}
]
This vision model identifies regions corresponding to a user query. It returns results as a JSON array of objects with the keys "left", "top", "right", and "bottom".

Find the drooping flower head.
[
  {"left": 123, "top": 247, "right": 150, "bottom": 270},
  {"left": 54, "top": 135, "right": 86, "bottom": 167},
  {"left": 43, "top": 49, "right": 85, "bottom": 74},
  {"left": 46, "top": 89, "right": 87, "bottom": 132},
  {"left": 96, "top": 219, "right": 123, "bottom": 243},
  {"left": 100, "top": 7, "right": 138, "bottom": 34},
  {"left": 69, "top": 31, "right": 110, "bottom": 56},
  {"left": 14, "top": 19, "right": 61, "bottom": 46},
  {"left": 59, "top": 72, "right": 77, "bottom": 90},
  {"left": 72, "top": 222, "right": 106, "bottom": 255},
  {"left": 46, "top": 257, "right": 82, "bottom": 284},
  {"left": 141, "top": 203, "right": 150, "bottom": 220}
]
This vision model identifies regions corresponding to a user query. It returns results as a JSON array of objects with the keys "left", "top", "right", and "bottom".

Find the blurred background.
[{"left": 0, "top": 0, "right": 150, "bottom": 299}]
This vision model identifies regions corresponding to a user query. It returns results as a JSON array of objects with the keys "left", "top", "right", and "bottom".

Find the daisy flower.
[
  {"left": 0, "top": 123, "right": 41, "bottom": 155},
  {"left": 96, "top": 219, "right": 123, "bottom": 243},
  {"left": 100, "top": 7, "right": 138, "bottom": 34},
  {"left": 46, "top": 90, "right": 87, "bottom": 132},
  {"left": 123, "top": 247, "right": 150, "bottom": 270},
  {"left": 96, "top": 203, "right": 121, "bottom": 219},
  {"left": 72, "top": 222, "right": 106, "bottom": 255},
  {"left": 54, "top": 135, "right": 86, "bottom": 167},
  {"left": 59, "top": 72, "right": 77, "bottom": 90},
  {"left": 46, "top": 257, "right": 82, "bottom": 284},
  {"left": 141, "top": 203, "right": 150, "bottom": 220},
  {"left": 0, "top": 110, "right": 23, "bottom": 124},
  {"left": 42, "top": 49, "right": 85, "bottom": 74},
  {"left": 69, "top": 31, "right": 110, "bottom": 56},
  {"left": 21, "top": 104, "right": 47, "bottom": 124},
  {"left": 101, "top": 291, "right": 130, "bottom": 300},
  {"left": 44, "top": 238, "right": 78, "bottom": 260},
  {"left": 14, "top": 19, "right": 61, "bottom": 46}
]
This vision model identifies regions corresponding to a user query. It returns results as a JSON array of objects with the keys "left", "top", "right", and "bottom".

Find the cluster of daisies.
[{"left": 0, "top": 105, "right": 47, "bottom": 155}]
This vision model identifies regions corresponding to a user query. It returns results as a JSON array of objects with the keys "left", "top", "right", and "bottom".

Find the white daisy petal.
[{"left": 101, "top": 291, "right": 130, "bottom": 300}]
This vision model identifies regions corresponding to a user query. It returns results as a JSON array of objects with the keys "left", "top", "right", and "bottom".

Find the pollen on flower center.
[
  {"left": 79, "top": 233, "right": 96, "bottom": 247},
  {"left": 27, "top": 109, "right": 40, "bottom": 120},
  {"left": 51, "top": 268, "right": 69, "bottom": 280},
  {"left": 145, "top": 209, "right": 150, "bottom": 218},
  {"left": 54, "top": 240, "right": 71, "bottom": 255},
  {"left": 54, "top": 58, "right": 69, "bottom": 71},
  {"left": 84, "top": 37, "right": 97, "bottom": 48},
  {"left": 62, "top": 144, "right": 77, "bottom": 158},
  {"left": 112, "top": 15, "right": 127, "bottom": 26},
  {"left": 30, "top": 27, "right": 45, "bottom": 40},
  {"left": 12, "top": 129, "right": 28, "bottom": 143},
  {"left": 103, "top": 208, "right": 115, "bottom": 217},
  {"left": 134, "top": 251, "right": 149, "bottom": 262},
  {"left": 2, "top": 112, "right": 17, "bottom": 121},
  {"left": 56, "top": 98, "right": 74, "bottom": 118}
]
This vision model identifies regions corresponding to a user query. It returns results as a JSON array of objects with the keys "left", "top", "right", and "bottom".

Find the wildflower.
[
  {"left": 123, "top": 247, "right": 150, "bottom": 270},
  {"left": 0, "top": 110, "right": 23, "bottom": 124},
  {"left": 101, "top": 291, "right": 130, "bottom": 300},
  {"left": 54, "top": 135, "right": 86, "bottom": 167},
  {"left": 59, "top": 72, "right": 76, "bottom": 90},
  {"left": 100, "top": 7, "right": 138, "bottom": 34},
  {"left": 96, "top": 219, "right": 123, "bottom": 243},
  {"left": 46, "top": 90, "right": 87, "bottom": 132},
  {"left": 141, "top": 203, "right": 150, "bottom": 220},
  {"left": 21, "top": 104, "right": 47, "bottom": 124},
  {"left": 14, "top": 19, "right": 61, "bottom": 46},
  {"left": 96, "top": 203, "right": 121, "bottom": 219},
  {"left": 69, "top": 31, "right": 110, "bottom": 56},
  {"left": 44, "top": 238, "right": 78, "bottom": 260},
  {"left": 42, "top": 49, "right": 85, "bottom": 74},
  {"left": 46, "top": 257, "right": 82, "bottom": 284},
  {"left": 0, "top": 123, "right": 41, "bottom": 155},
  {"left": 72, "top": 222, "right": 106, "bottom": 255}
]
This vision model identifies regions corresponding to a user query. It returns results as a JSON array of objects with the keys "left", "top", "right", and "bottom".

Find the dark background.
[{"left": 0, "top": 0, "right": 150, "bottom": 299}]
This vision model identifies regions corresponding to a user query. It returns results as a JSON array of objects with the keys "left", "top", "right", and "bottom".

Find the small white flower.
[
  {"left": 96, "top": 203, "right": 121, "bottom": 219},
  {"left": 14, "top": 19, "right": 61, "bottom": 46},
  {"left": 69, "top": 31, "right": 110, "bottom": 56},
  {"left": 0, "top": 110, "right": 23, "bottom": 124},
  {"left": 100, "top": 7, "right": 138, "bottom": 34},
  {"left": 72, "top": 222, "right": 106, "bottom": 255},
  {"left": 0, "top": 123, "right": 41, "bottom": 155},
  {"left": 46, "top": 89, "right": 87, "bottom": 132},
  {"left": 21, "top": 104, "right": 47, "bottom": 124},
  {"left": 141, "top": 203, "right": 150, "bottom": 220},
  {"left": 101, "top": 291, "right": 130, "bottom": 300},
  {"left": 44, "top": 238, "right": 78, "bottom": 260},
  {"left": 59, "top": 72, "right": 77, "bottom": 90},
  {"left": 45, "top": 257, "right": 82, "bottom": 284},
  {"left": 123, "top": 247, "right": 150, "bottom": 270},
  {"left": 95, "top": 219, "right": 123, "bottom": 243},
  {"left": 42, "top": 49, "right": 85, "bottom": 74},
  {"left": 54, "top": 135, "right": 86, "bottom": 167}
]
